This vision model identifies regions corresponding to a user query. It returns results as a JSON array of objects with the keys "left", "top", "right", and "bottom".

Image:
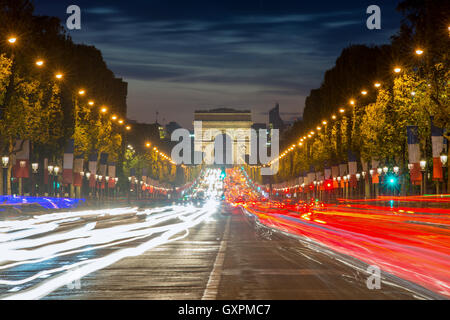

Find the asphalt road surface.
[{"left": 0, "top": 200, "right": 441, "bottom": 300}]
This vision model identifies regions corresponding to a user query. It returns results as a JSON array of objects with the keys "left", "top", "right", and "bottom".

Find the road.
[{"left": 0, "top": 201, "right": 442, "bottom": 300}]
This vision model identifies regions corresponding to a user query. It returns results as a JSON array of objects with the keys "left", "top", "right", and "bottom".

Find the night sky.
[{"left": 34, "top": 0, "right": 402, "bottom": 128}]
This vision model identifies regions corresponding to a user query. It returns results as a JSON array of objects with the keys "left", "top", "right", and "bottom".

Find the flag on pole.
[
  {"left": 324, "top": 161, "right": 331, "bottom": 180},
  {"left": 63, "top": 139, "right": 74, "bottom": 185},
  {"left": 339, "top": 162, "right": 347, "bottom": 177},
  {"left": 332, "top": 164, "right": 339, "bottom": 178},
  {"left": 348, "top": 151, "right": 358, "bottom": 188},
  {"left": 407, "top": 126, "right": 421, "bottom": 184},
  {"left": 307, "top": 166, "right": 315, "bottom": 186},
  {"left": 431, "top": 119, "right": 444, "bottom": 181},
  {"left": 99, "top": 153, "right": 108, "bottom": 177},
  {"left": 73, "top": 155, "right": 84, "bottom": 187},
  {"left": 88, "top": 152, "right": 98, "bottom": 188},
  {"left": 108, "top": 162, "right": 116, "bottom": 188},
  {"left": 12, "top": 140, "right": 30, "bottom": 178}
]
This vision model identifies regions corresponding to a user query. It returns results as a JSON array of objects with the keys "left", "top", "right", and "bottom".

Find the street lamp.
[
  {"left": 394, "top": 67, "right": 402, "bottom": 73},
  {"left": 393, "top": 166, "right": 399, "bottom": 174},
  {"left": 419, "top": 160, "right": 426, "bottom": 171},
  {"left": 55, "top": 73, "right": 63, "bottom": 80},
  {"left": 8, "top": 37, "right": 17, "bottom": 44},
  {"left": 420, "top": 160, "right": 427, "bottom": 195},
  {"left": 2, "top": 156, "right": 9, "bottom": 168},
  {"left": 2, "top": 156, "right": 9, "bottom": 195},
  {"left": 35, "top": 60, "right": 44, "bottom": 67},
  {"left": 356, "top": 173, "right": 361, "bottom": 181},
  {"left": 377, "top": 168, "right": 382, "bottom": 175},
  {"left": 415, "top": 49, "right": 424, "bottom": 55},
  {"left": 383, "top": 166, "right": 389, "bottom": 174},
  {"left": 441, "top": 152, "right": 448, "bottom": 167},
  {"left": 32, "top": 163, "right": 39, "bottom": 173}
]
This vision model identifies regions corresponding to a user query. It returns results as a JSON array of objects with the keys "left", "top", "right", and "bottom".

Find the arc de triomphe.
[{"left": 194, "top": 108, "right": 253, "bottom": 165}]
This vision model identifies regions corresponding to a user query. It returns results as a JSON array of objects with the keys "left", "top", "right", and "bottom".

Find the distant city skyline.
[{"left": 35, "top": 0, "right": 402, "bottom": 128}]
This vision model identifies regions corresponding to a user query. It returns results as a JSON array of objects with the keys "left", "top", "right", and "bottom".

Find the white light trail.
[{"left": 0, "top": 200, "right": 219, "bottom": 300}]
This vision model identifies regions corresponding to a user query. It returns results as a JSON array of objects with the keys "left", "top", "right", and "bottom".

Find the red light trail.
[{"left": 225, "top": 169, "right": 450, "bottom": 298}]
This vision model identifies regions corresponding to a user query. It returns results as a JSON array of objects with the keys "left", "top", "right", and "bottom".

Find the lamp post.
[
  {"left": 440, "top": 152, "right": 448, "bottom": 194},
  {"left": 2, "top": 156, "right": 9, "bottom": 195},
  {"left": 32, "top": 163, "right": 39, "bottom": 196},
  {"left": 98, "top": 175, "right": 103, "bottom": 201},
  {"left": 47, "top": 165, "right": 54, "bottom": 196},
  {"left": 54, "top": 166, "right": 60, "bottom": 197},
  {"left": 420, "top": 160, "right": 427, "bottom": 195},
  {"left": 105, "top": 176, "right": 110, "bottom": 200},
  {"left": 85, "top": 172, "right": 91, "bottom": 198},
  {"left": 356, "top": 173, "right": 361, "bottom": 198}
]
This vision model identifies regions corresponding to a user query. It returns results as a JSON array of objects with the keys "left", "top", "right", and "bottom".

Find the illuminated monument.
[{"left": 193, "top": 108, "right": 253, "bottom": 165}]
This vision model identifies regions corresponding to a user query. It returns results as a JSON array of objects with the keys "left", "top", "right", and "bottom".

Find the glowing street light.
[
  {"left": 331, "top": 114, "right": 337, "bottom": 120},
  {"left": 126, "top": 125, "right": 131, "bottom": 131},
  {"left": 8, "top": 37, "right": 17, "bottom": 44},
  {"left": 55, "top": 73, "right": 63, "bottom": 80},
  {"left": 88, "top": 100, "right": 95, "bottom": 106},
  {"left": 349, "top": 100, "right": 355, "bottom": 105},
  {"left": 441, "top": 152, "right": 448, "bottom": 166},
  {"left": 118, "top": 119, "right": 124, "bottom": 125},
  {"left": 339, "top": 108, "right": 345, "bottom": 113},
  {"left": 374, "top": 82, "right": 381, "bottom": 88},
  {"left": 146, "top": 142, "right": 151, "bottom": 148},
  {"left": 322, "top": 120, "right": 327, "bottom": 125},
  {"left": 420, "top": 160, "right": 427, "bottom": 171},
  {"left": 361, "top": 90, "right": 368, "bottom": 95},
  {"left": 100, "top": 107, "right": 108, "bottom": 114},
  {"left": 415, "top": 49, "right": 424, "bottom": 55},
  {"left": 394, "top": 67, "right": 402, "bottom": 73},
  {"left": 111, "top": 115, "right": 118, "bottom": 121},
  {"left": 35, "top": 60, "right": 44, "bottom": 67},
  {"left": 2, "top": 156, "right": 9, "bottom": 168}
]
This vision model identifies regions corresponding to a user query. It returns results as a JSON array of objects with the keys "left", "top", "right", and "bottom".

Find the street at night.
[
  {"left": 1, "top": 0, "right": 449, "bottom": 312},
  {"left": 0, "top": 169, "right": 448, "bottom": 300}
]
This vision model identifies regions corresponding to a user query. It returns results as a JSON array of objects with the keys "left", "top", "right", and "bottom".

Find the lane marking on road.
[{"left": 202, "top": 217, "right": 230, "bottom": 300}]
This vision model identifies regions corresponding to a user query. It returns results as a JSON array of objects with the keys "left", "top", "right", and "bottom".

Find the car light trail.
[
  {"left": 225, "top": 169, "right": 450, "bottom": 298},
  {"left": 0, "top": 200, "right": 219, "bottom": 300},
  {"left": 0, "top": 169, "right": 223, "bottom": 300}
]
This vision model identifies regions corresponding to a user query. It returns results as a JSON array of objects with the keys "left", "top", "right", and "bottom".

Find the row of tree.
[
  {"left": 0, "top": 0, "right": 179, "bottom": 195},
  {"left": 274, "top": 0, "right": 449, "bottom": 190}
]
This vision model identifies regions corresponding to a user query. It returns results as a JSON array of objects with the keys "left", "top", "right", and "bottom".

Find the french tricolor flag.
[
  {"left": 407, "top": 126, "right": 421, "bottom": 184},
  {"left": 431, "top": 120, "right": 444, "bottom": 181},
  {"left": 348, "top": 150, "right": 358, "bottom": 188},
  {"left": 63, "top": 139, "right": 74, "bottom": 185},
  {"left": 88, "top": 152, "right": 97, "bottom": 188}
]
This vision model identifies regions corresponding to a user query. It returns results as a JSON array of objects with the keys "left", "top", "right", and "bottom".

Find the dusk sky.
[{"left": 34, "top": 0, "right": 402, "bottom": 128}]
